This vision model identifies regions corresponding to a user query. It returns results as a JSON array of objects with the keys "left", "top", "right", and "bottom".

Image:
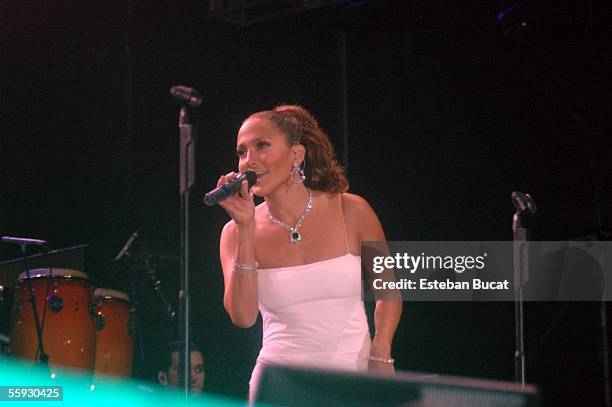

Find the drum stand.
[{"left": 13, "top": 240, "right": 51, "bottom": 372}]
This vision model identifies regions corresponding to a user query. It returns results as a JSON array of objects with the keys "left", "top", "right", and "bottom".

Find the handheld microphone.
[
  {"left": 170, "top": 86, "right": 202, "bottom": 108},
  {"left": 203, "top": 171, "right": 257, "bottom": 206}
]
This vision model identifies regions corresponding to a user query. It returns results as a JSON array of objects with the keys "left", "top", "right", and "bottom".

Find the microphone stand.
[
  {"left": 511, "top": 192, "right": 537, "bottom": 386},
  {"left": 114, "top": 231, "right": 145, "bottom": 367},
  {"left": 177, "top": 105, "right": 197, "bottom": 399},
  {"left": 143, "top": 251, "right": 176, "bottom": 323},
  {"left": 128, "top": 260, "right": 145, "bottom": 368},
  {"left": 594, "top": 188, "right": 611, "bottom": 407}
]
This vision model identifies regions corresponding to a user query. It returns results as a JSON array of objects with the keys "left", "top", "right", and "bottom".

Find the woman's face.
[{"left": 236, "top": 117, "right": 297, "bottom": 196}]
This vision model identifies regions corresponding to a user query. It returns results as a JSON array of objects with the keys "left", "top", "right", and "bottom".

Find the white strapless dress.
[{"left": 249, "top": 253, "right": 371, "bottom": 398}]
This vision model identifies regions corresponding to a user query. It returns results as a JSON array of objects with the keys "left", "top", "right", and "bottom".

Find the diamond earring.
[{"left": 289, "top": 163, "right": 305, "bottom": 186}]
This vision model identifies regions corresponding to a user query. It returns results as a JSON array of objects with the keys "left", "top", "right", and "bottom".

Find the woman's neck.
[{"left": 265, "top": 184, "right": 311, "bottom": 225}]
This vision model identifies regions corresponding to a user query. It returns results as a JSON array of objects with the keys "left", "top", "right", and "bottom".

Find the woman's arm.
[
  {"left": 219, "top": 177, "right": 260, "bottom": 328},
  {"left": 343, "top": 194, "right": 403, "bottom": 373},
  {"left": 369, "top": 298, "right": 402, "bottom": 373}
]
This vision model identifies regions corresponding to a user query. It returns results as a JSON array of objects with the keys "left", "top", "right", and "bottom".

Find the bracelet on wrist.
[
  {"left": 233, "top": 258, "right": 258, "bottom": 270},
  {"left": 368, "top": 355, "right": 395, "bottom": 364},
  {"left": 232, "top": 258, "right": 258, "bottom": 276}
]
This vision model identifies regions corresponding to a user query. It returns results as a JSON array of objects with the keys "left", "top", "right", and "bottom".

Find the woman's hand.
[
  {"left": 368, "top": 340, "right": 395, "bottom": 375},
  {"left": 217, "top": 172, "right": 255, "bottom": 227},
  {"left": 368, "top": 359, "right": 395, "bottom": 375}
]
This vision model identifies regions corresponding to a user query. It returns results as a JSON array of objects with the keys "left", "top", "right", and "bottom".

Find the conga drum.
[
  {"left": 10, "top": 268, "right": 96, "bottom": 376},
  {"left": 92, "top": 288, "right": 134, "bottom": 382}
]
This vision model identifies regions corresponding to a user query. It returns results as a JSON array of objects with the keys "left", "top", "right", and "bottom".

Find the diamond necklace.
[{"left": 266, "top": 189, "right": 313, "bottom": 243}]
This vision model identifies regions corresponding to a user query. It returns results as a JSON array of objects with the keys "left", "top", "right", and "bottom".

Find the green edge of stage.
[{"left": 0, "top": 357, "right": 249, "bottom": 407}]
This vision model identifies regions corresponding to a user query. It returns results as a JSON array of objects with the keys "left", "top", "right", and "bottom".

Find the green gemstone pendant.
[{"left": 290, "top": 231, "right": 302, "bottom": 243}]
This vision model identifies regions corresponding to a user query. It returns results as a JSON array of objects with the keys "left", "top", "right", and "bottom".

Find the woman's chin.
[
  {"left": 252, "top": 178, "right": 285, "bottom": 197},
  {"left": 251, "top": 185, "right": 265, "bottom": 197}
]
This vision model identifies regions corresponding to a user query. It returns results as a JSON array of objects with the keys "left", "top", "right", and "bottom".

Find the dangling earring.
[
  {"left": 299, "top": 160, "right": 306, "bottom": 182},
  {"left": 288, "top": 163, "right": 305, "bottom": 187}
]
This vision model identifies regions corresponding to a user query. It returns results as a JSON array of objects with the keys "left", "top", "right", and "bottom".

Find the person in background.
[{"left": 157, "top": 340, "right": 205, "bottom": 395}]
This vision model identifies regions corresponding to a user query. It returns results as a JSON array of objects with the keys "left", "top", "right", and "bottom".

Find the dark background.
[{"left": 1, "top": 0, "right": 611, "bottom": 405}]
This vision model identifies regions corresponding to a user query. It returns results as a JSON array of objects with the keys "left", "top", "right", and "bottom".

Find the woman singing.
[{"left": 216, "top": 104, "right": 402, "bottom": 401}]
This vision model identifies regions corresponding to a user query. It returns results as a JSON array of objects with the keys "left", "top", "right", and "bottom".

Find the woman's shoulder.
[
  {"left": 340, "top": 192, "right": 376, "bottom": 216},
  {"left": 340, "top": 192, "right": 385, "bottom": 240}
]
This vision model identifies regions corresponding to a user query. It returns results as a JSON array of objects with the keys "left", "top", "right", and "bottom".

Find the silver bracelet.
[
  {"left": 233, "top": 258, "right": 258, "bottom": 270},
  {"left": 368, "top": 355, "right": 395, "bottom": 364},
  {"left": 232, "top": 258, "right": 258, "bottom": 276}
]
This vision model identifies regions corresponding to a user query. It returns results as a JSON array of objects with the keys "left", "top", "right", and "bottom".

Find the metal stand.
[
  {"left": 113, "top": 230, "right": 145, "bottom": 367},
  {"left": 128, "top": 263, "right": 145, "bottom": 366},
  {"left": 511, "top": 191, "right": 537, "bottom": 386},
  {"left": 169, "top": 85, "right": 201, "bottom": 399},
  {"left": 512, "top": 220, "right": 528, "bottom": 385},
  {"left": 1, "top": 237, "right": 51, "bottom": 372},
  {"left": 178, "top": 106, "right": 197, "bottom": 399},
  {"left": 600, "top": 293, "right": 611, "bottom": 407},
  {"left": 594, "top": 188, "right": 612, "bottom": 407},
  {"left": 21, "top": 244, "right": 50, "bottom": 371},
  {"left": 143, "top": 250, "right": 176, "bottom": 322}
]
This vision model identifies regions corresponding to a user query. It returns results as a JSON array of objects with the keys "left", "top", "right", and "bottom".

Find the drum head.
[
  {"left": 94, "top": 288, "right": 130, "bottom": 302},
  {"left": 17, "top": 268, "right": 88, "bottom": 281}
]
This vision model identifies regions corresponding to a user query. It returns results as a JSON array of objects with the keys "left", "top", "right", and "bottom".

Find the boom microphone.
[{"left": 203, "top": 171, "right": 257, "bottom": 206}]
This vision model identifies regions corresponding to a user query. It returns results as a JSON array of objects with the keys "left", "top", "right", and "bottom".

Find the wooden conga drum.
[
  {"left": 92, "top": 288, "right": 134, "bottom": 382},
  {"left": 10, "top": 268, "right": 96, "bottom": 376}
]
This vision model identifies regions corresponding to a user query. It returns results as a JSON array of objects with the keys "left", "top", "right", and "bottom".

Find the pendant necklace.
[{"left": 267, "top": 189, "right": 313, "bottom": 243}]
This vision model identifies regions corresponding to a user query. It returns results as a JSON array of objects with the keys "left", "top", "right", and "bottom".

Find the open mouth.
[{"left": 254, "top": 171, "right": 268, "bottom": 181}]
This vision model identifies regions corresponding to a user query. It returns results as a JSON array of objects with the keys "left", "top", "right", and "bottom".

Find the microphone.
[
  {"left": 1, "top": 236, "right": 49, "bottom": 247},
  {"left": 170, "top": 86, "right": 202, "bottom": 108},
  {"left": 114, "top": 230, "right": 139, "bottom": 261},
  {"left": 511, "top": 191, "right": 537, "bottom": 215},
  {"left": 512, "top": 191, "right": 537, "bottom": 236},
  {"left": 203, "top": 171, "right": 257, "bottom": 206}
]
